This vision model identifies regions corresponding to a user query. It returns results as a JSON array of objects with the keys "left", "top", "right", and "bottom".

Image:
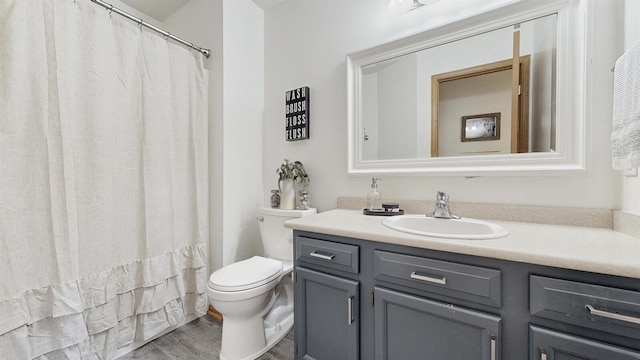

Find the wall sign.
[{"left": 285, "top": 86, "right": 309, "bottom": 141}]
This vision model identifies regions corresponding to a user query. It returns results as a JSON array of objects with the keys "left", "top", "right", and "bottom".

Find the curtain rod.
[{"left": 90, "top": 0, "right": 211, "bottom": 58}]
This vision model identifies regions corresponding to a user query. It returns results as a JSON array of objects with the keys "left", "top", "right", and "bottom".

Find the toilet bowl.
[
  {"left": 208, "top": 256, "right": 293, "bottom": 360},
  {"left": 207, "top": 207, "right": 316, "bottom": 360}
]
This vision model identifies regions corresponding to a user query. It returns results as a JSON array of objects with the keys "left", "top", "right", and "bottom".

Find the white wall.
[
  {"left": 219, "top": 0, "right": 265, "bottom": 266},
  {"left": 621, "top": 0, "right": 640, "bottom": 215},
  {"left": 528, "top": 14, "right": 556, "bottom": 152},
  {"left": 262, "top": 0, "right": 622, "bottom": 212},
  {"left": 377, "top": 54, "right": 417, "bottom": 159},
  {"left": 362, "top": 73, "right": 379, "bottom": 160}
]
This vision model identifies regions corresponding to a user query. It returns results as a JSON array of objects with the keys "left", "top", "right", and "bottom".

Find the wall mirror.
[{"left": 347, "top": 0, "right": 588, "bottom": 176}]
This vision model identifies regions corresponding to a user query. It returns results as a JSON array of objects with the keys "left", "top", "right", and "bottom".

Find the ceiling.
[
  {"left": 120, "top": 0, "right": 283, "bottom": 21},
  {"left": 120, "top": 0, "right": 190, "bottom": 21},
  {"left": 252, "top": 0, "right": 283, "bottom": 10}
]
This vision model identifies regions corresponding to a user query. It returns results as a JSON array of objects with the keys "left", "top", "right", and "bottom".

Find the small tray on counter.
[{"left": 363, "top": 209, "right": 404, "bottom": 216}]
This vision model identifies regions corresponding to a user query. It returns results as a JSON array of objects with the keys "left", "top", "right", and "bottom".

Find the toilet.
[{"left": 207, "top": 207, "right": 317, "bottom": 360}]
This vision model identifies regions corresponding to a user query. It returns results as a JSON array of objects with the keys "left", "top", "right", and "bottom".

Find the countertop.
[{"left": 285, "top": 209, "right": 640, "bottom": 279}]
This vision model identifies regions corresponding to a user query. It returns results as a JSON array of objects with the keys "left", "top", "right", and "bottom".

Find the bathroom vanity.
[{"left": 288, "top": 209, "right": 640, "bottom": 360}]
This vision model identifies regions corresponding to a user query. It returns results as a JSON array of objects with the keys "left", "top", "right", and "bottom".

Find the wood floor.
[{"left": 119, "top": 315, "right": 294, "bottom": 359}]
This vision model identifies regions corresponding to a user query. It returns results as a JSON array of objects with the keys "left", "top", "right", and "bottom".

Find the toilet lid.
[{"left": 208, "top": 256, "right": 283, "bottom": 292}]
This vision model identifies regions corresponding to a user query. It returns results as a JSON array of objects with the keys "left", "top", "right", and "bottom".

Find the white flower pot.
[{"left": 279, "top": 179, "right": 296, "bottom": 210}]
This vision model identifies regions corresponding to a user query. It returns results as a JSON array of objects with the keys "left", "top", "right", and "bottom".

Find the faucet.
[{"left": 427, "top": 191, "right": 460, "bottom": 219}]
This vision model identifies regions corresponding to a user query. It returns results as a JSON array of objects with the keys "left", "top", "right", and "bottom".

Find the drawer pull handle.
[
  {"left": 585, "top": 304, "right": 640, "bottom": 325},
  {"left": 410, "top": 272, "right": 447, "bottom": 285},
  {"left": 310, "top": 251, "right": 335, "bottom": 260},
  {"left": 347, "top": 296, "right": 354, "bottom": 325}
]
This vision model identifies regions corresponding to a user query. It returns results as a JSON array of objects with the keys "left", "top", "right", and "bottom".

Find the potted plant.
[{"left": 276, "top": 159, "right": 309, "bottom": 209}]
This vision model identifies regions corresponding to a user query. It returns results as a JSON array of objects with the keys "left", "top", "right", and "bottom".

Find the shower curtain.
[{"left": 0, "top": 0, "right": 209, "bottom": 358}]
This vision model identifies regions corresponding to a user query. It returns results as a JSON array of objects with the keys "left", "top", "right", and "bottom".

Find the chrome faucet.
[{"left": 427, "top": 191, "right": 460, "bottom": 219}]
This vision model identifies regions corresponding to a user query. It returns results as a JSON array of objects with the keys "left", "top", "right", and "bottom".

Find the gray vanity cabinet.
[
  {"left": 373, "top": 249, "right": 501, "bottom": 359},
  {"left": 295, "top": 267, "right": 359, "bottom": 360},
  {"left": 293, "top": 230, "right": 640, "bottom": 360},
  {"left": 374, "top": 286, "right": 500, "bottom": 360},
  {"left": 294, "top": 236, "right": 360, "bottom": 360}
]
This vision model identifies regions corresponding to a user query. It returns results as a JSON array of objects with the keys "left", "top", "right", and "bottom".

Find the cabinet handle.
[
  {"left": 585, "top": 304, "right": 640, "bottom": 325},
  {"left": 347, "top": 296, "right": 354, "bottom": 325},
  {"left": 540, "top": 348, "right": 547, "bottom": 360},
  {"left": 410, "top": 271, "right": 447, "bottom": 285},
  {"left": 309, "top": 251, "right": 335, "bottom": 260},
  {"left": 490, "top": 335, "right": 496, "bottom": 360}
]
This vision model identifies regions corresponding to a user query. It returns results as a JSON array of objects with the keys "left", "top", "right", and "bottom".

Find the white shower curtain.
[{"left": 0, "top": 0, "right": 209, "bottom": 358}]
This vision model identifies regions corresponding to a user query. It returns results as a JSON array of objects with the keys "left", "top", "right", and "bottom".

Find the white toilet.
[{"left": 207, "top": 207, "right": 317, "bottom": 360}]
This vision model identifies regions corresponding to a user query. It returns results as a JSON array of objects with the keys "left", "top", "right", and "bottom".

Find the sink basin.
[{"left": 382, "top": 215, "right": 509, "bottom": 240}]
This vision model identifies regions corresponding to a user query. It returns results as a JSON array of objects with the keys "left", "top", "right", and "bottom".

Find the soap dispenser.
[{"left": 367, "top": 177, "right": 382, "bottom": 211}]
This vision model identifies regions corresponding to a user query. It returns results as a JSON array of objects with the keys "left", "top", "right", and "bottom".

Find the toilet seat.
[{"left": 208, "top": 256, "right": 283, "bottom": 292}]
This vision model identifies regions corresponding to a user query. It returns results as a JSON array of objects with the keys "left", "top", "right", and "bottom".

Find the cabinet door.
[
  {"left": 530, "top": 326, "right": 640, "bottom": 360},
  {"left": 374, "top": 287, "right": 500, "bottom": 360},
  {"left": 294, "top": 267, "right": 359, "bottom": 360}
]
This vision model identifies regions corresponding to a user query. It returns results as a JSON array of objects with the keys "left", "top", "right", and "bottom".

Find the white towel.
[{"left": 612, "top": 38, "right": 640, "bottom": 170}]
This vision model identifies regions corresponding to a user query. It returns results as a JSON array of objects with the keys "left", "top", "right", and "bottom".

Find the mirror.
[{"left": 347, "top": 0, "right": 587, "bottom": 176}]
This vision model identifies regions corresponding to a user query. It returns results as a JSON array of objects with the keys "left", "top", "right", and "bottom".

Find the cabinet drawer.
[
  {"left": 296, "top": 236, "right": 359, "bottom": 274},
  {"left": 374, "top": 250, "right": 501, "bottom": 307},
  {"left": 530, "top": 275, "right": 640, "bottom": 339}
]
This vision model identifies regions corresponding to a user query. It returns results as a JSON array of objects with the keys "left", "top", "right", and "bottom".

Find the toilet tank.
[{"left": 258, "top": 207, "right": 317, "bottom": 261}]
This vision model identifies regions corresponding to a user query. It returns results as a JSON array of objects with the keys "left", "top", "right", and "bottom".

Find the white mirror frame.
[{"left": 347, "top": 0, "right": 589, "bottom": 176}]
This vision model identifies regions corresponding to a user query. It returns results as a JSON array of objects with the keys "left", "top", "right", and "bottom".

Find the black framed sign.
[{"left": 285, "top": 86, "right": 309, "bottom": 141}]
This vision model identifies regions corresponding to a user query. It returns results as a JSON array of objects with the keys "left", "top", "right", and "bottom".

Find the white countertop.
[{"left": 285, "top": 209, "right": 640, "bottom": 279}]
